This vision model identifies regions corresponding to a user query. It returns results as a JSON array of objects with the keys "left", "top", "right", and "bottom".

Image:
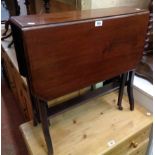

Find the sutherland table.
[{"left": 10, "top": 7, "right": 149, "bottom": 155}]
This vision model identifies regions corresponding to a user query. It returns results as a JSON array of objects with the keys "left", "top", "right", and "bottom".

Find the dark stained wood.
[
  {"left": 25, "top": 0, "right": 76, "bottom": 15},
  {"left": 43, "top": 0, "right": 50, "bottom": 13},
  {"left": 127, "top": 71, "right": 135, "bottom": 111},
  {"left": 136, "top": 0, "right": 153, "bottom": 84},
  {"left": 50, "top": 0, "right": 77, "bottom": 13},
  {"left": 10, "top": 24, "right": 28, "bottom": 76},
  {"left": 136, "top": 54, "right": 153, "bottom": 83},
  {"left": 117, "top": 73, "right": 127, "bottom": 110},
  {"left": 9, "top": 8, "right": 149, "bottom": 155},
  {"left": 38, "top": 100, "right": 53, "bottom": 155},
  {"left": 10, "top": 7, "right": 149, "bottom": 101},
  {"left": 47, "top": 81, "right": 120, "bottom": 116},
  {"left": 1, "top": 0, "right": 20, "bottom": 48},
  {"left": 10, "top": 7, "right": 147, "bottom": 28},
  {"left": 24, "top": 0, "right": 31, "bottom": 15}
]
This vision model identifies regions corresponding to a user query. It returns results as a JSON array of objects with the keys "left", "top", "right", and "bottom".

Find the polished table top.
[
  {"left": 10, "top": 7, "right": 147, "bottom": 28},
  {"left": 10, "top": 7, "right": 149, "bottom": 101}
]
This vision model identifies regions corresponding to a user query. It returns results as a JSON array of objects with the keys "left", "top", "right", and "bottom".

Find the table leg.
[
  {"left": 127, "top": 70, "right": 135, "bottom": 111},
  {"left": 117, "top": 73, "right": 128, "bottom": 110},
  {"left": 31, "top": 96, "right": 40, "bottom": 126},
  {"left": 38, "top": 99, "right": 53, "bottom": 155}
]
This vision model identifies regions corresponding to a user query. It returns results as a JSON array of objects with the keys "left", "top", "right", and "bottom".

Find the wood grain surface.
[
  {"left": 10, "top": 7, "right": 149, "bottom": 101},
  {"left": 20, "top": 92, "right": 152, "bottom": 155},
  {"left": 10, "top": 7, "right": 147, "bottom": 28}
]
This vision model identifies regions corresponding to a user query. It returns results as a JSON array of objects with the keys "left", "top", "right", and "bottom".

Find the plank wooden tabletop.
[{"left": 20, "top": 92, "right": 152, "bottom": 155}]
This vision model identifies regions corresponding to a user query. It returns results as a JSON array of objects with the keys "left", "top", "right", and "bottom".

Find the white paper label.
[
  {"left": 107, "top": 140, "right": 116, "bottom": 147},
  {"left": 95, "top": 20, "right": 103, "bottom": 27},
  {"left": 146, "top": 112, "right": 151, "bottom": 116},
  {"left": 27, "top": 22, "right": 35, "bottom": 25}
]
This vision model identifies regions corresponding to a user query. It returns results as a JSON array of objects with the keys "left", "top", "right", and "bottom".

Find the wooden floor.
[{"left": 20, "top": 92, "right": 152, "bottom": 155}]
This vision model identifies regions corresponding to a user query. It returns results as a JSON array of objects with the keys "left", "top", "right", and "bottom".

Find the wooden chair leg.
[
  {"left": 38, "top": 100, "right": 53, "bottom": 155},
  {"left": 1, "top": 33, "right": 14, "bottom": 48},
  {"left": 117, "top": 73, "right": 127, "bottom": 110},
  {"left": 43, "top": 0, "right": 50, "bottom": 13},
  {"left": 1, "top": 32, "right": 12, "bottom": 40},
  {"left": 127, "top": 71, "right": 135, "bottom": 111},
  {"left": 2, "top": 20, "right": 10, "bottom": 36}
]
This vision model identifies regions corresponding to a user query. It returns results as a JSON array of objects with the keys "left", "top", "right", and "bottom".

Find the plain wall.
[{"left": 80, "top": 0, "right": 150, "bottom": 10}]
